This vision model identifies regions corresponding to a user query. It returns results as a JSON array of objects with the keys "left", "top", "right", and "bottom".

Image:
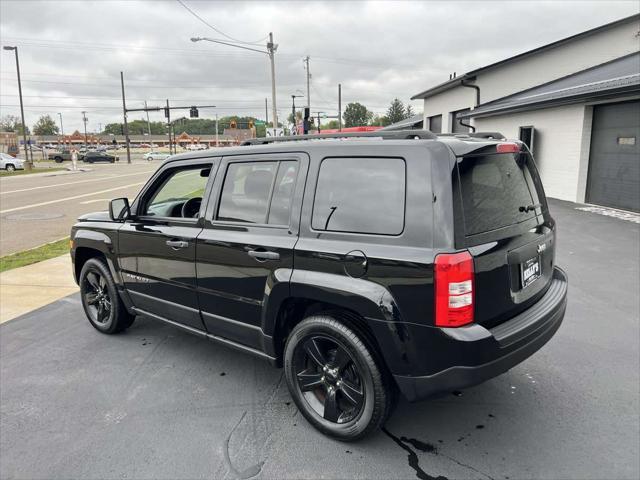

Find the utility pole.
[
  {"left": 58, "top": 113, "right": 64, "bottom": 138},
  {"left": 316, "top": 112, "right": 324, "bottom": 134},
  {"left": 82, "top": 111, "right": 88, "bottom": 148},
  {"left": 191, "top": 36, "right": 278, "bottom": 135},
  {"left": 265, "top": 98, "right": 269, "bottom": 128},
  {"left": 144, "top": 100, "right": 152, "bottom": 146},
  {"left": 304, "top": 56, "right": 311, "bottom": 110},
  {"left": 215, "top": 113, "right": 219, "bottom": 147},
  {"left": 120, "top": 71, "right": 131, "bottom": 164},
  {"left": 3, "top": 46, "right": 31, "bottom": 169},
  {"left": 338, "top": 83, "right": 342, "bottom": 132},
  {"left": 165, "top": 99, "right": 172, "bottom": 155},
  {"left": 267, "top": 32, "right": 278, "bottom": 134}
]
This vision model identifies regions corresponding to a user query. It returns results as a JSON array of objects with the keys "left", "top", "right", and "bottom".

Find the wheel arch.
[{"left": 72, "top": 229, "right": 118, "bottom": 284}]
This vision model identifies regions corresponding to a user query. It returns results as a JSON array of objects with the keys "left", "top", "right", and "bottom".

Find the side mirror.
[{"left": 109, "top": 197, "right": 130, "bottom": 221}]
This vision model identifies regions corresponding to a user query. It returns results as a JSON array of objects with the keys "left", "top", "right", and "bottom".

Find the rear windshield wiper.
[{"left": 519, "top": 203, "right": 541, "bottom": 213}]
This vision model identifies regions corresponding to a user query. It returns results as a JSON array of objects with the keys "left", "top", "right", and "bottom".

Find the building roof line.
[
  {"left": 411, "top": 13, "right": 640, "bottom": 100},
  {"left": 458, "top": 52, "right": 640, "bottom": 118}
]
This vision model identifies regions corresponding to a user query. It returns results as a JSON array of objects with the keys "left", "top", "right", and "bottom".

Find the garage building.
[{"left": 412, "top": 14, "right": 640, "bottom": 211}]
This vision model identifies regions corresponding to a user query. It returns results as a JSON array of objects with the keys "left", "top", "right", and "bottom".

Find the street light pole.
[
  {"left": 3, "top": 46, "right": 31, "bottom": 169},
  {"left": 304, "top": 56, "right": 311, "bottom": 110},
  {"left": 120, "top": 71, "right": 131, "bottom": 164},
  {"left": 191, "top": 34, "right": 278, "bottom": 134},
  {"left": 267, "top": 32, "right": 278, "bottom": 133},
  {"left": 58, "top": 113, "right": 64, "bottom": 138},
  {"left": 82, "top": 111, "right": 88, "bottom": 148}
]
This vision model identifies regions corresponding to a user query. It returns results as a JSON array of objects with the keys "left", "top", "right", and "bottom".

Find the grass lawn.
[
  {"left": 0, "top": 238, "right": 70, "bottom": 273},
  {"left": 0, "top": 167, "right": 66, "bottom": 177}
]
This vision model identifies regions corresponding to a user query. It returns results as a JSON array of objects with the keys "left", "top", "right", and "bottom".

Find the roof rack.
[
  {"left": 241, "top": 129, "right": 437, "bottom": 146},
  {"left": 437, "top": 131, "right": 505, "bottom": 140}
]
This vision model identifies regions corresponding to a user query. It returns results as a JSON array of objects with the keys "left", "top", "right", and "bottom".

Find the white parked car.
[
  {"left": 143, "top": 151, "right": 171, "bottom": 162},
  {"left": 0, "top": 153, "right": 24, "bottom": 172},
  {"left": 186, "top": 144, "right": 207, "bottom": 151}
]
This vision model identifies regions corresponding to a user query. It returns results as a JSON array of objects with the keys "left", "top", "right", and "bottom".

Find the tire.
[
  {"left": 5, "top": 164, "right": 15, "bottom": 172},
  {"left": 54, "top": 157, "right": 63, "bottom": 163},
  {"left": 147, "top": 156, "right": 153, "bottom": 162},
  {"left": 284, "top": 314, "right": 393, "bottom": 441},
  {"left": 79, "top": 258, "right": 135, "bottom": 334}
]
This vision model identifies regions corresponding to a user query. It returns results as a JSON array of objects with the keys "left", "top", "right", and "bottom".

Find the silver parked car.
[
  {"left": 0, "top": 153, "right": 24, "bottom": 172},
  {"left": 143, "top": 151, "right": 171, "bottom": 162}
]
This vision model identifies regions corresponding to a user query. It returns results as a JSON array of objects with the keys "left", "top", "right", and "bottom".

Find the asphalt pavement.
[
  {"left": 0, "top": 160, "right": 157, "bottom": 255},
  {"left": 0, "top": 199, "right": 638, "bottom": 479}
]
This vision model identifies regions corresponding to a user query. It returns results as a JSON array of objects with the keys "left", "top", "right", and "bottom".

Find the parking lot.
[{"left": 1, "top": 199, "right": 638, "bottom": 480}]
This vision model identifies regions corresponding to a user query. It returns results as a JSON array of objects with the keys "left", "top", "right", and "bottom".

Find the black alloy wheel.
[
  {"left": 295, "top": 335, "right": 365, "bottom": 424},
  {"left": 79, "top": 258, "right": 135, "bottom": 334},
  {"left": 284, "top": 315, "right": 394, "bottom": 440},
  {"left": 82, "top": 270, "right": 112, "bottom": 325}
]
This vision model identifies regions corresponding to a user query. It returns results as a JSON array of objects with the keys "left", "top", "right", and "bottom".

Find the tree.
[
  {"left": 320, "top": 119, "right": 340, "bottom": 130},
  {"left": 386, "top": 98, "right": 406, "bottom": 124},
  {"left": 370, "top": 115, "right": 390, "bottom": 127},
  {"left": 287, "top": 111, "right": 303, "bottom": 125},
  {"left": 405, "top": 104, "right": 415, "bottom": 119},
  {"left": 343, "top": 102, "right": 372, "bottom": 128},
  {"left": 0, "top": 114, "right": 30, "bottom": 135},
  {"left": 33, "top": 115, "right": 59, "bottom": 135},
  {"left": 103, "top": 119, "right": 166, "bottom": 135}
]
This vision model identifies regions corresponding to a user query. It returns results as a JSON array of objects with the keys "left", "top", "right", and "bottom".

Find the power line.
[
  {"left": 1, "top": 37, "right": 405, "bottom": 68},
  {"left": 0, "top": 77, "right": 301, "bottom": 89},
  {"left": 175, "top": 0, "right": 268, "bottom": 45}
]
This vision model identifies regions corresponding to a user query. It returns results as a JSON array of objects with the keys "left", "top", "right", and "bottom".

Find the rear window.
[{"left": 457, "top": 153, "right": 542, "bottom": 236}]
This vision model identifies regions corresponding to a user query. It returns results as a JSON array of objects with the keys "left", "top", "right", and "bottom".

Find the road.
[
  {"left": 0, "top": 161, "right": 157, "bottom": 255},
  {"left": 0, "top": 200, "right": 638, "bottom": 479}
]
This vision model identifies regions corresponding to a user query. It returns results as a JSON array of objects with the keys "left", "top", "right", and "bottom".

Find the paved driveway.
[{"left": 1, "top": 199, "right": 638, "bottom": 480}]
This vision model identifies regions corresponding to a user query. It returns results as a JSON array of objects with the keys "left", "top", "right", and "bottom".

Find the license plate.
[{"left": 521, "top": 256, "right": 541, "bottom": 288}]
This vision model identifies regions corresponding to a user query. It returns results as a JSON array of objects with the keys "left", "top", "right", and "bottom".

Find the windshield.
[{"left": 456, "top": 152, "right": 543, "bottom": 236}]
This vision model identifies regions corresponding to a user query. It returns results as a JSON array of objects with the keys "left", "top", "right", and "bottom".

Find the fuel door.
[{"left": 343, "top": 250, "right": 368, "bottom": 278}]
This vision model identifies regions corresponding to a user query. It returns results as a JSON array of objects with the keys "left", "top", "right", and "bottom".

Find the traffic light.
[
  {"left": 303, "top": 107, "right": 310, "bottom": 134},
  {"left": 190, "top": 107, "right": 199, "bottom": 118},
  {"left": 164, "top": 107, "right": 170, "bottom": 118}
]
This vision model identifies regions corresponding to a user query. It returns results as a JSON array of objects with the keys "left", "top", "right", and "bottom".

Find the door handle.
[
  {"left": 247, "top": 249, "right": 280, "bottom": 261},
  {"left": 166, "top": 239, "right": 189, "bottom": 249}
]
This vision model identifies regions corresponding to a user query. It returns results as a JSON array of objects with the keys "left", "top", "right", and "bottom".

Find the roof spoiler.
[
  {"left": 438, "top": 131, "right": 506, "bottom": 140},
  {"left": 242, "top": 129, "right": 437, "bottom": 146}
]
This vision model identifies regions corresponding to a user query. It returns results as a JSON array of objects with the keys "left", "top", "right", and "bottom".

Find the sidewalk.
[{"left": 0, "top": 254, "right": 78, "bottom": 324}]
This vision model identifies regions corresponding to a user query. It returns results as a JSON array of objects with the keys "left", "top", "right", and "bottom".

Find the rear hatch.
[{"left": 452, "top": 143, "right": 556, "bottom": 328}]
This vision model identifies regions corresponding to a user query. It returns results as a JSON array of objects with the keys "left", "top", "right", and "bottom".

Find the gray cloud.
[{"left": 1, "top": 0, "right": 637, "bottom": 132}]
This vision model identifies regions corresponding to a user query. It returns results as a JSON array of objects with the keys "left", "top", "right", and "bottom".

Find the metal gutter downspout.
[{"left": 460, "top": 79, "right": 481, "bottom": 132}]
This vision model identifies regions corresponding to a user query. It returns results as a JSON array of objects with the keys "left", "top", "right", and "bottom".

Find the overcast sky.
[{"left": 1, "top": 0, "right": 638, "bottom": 133}]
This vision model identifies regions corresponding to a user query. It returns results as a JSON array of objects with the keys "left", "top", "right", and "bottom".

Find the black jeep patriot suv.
[{"left": 71, "top": 130, "right": 568, "bottom": 440}]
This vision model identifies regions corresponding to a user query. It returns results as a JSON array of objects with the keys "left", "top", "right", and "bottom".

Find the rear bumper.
[{"left": 394, "top": 267, "right": 568, "bottom": 402}]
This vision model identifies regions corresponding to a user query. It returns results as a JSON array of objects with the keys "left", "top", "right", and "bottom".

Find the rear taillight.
[{"left": 434, "top": 251, "right": 474, "bottom": 327}]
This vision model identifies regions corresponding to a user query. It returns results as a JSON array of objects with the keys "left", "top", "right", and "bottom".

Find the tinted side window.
[
  {"left": 312, "top": 157, "right": 406, "bottom": 235},
  {"left": 218, "top": 162, "right": 276, "bottom": 223},
  {"left": 217, "top": 160, "right": 298, "bottom": 225}
]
